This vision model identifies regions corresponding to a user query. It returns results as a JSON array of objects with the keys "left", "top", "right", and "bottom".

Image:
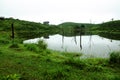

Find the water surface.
[{"left": 24, "top": 34, "right": 120, "bottom": 58}]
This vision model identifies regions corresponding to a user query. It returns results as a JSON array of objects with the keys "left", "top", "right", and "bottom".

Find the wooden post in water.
[
  {"left": 62, "top": 27, "right": 64, "bottom": 48},
  {"left": 79, "top": 29, "right": 82, "bottom": 50}
]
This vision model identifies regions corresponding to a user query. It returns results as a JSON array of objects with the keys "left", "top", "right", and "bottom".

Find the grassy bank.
[{"left": 0, "top": 38, "right": 120, "bottom": 80}]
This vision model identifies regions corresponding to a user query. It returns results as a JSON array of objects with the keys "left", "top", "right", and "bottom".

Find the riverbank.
[{"left": 0, "top": 37, "right": 120, "bottom": 80}]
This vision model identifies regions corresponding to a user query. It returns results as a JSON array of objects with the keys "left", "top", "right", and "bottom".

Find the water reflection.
[
  {"left": 99, "top": 32, "right": 120, "bottom": 40},
  {"left": 24, "top": 34, "right": 120, "bottom": 58}
]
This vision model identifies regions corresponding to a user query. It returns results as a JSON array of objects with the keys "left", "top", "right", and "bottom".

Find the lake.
[{"left": 23, "top": 34, "right": 120, "bottom": 58}]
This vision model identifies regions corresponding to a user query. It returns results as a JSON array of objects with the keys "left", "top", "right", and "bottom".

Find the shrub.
[
  {"left": 24, "top": 43, "right": 39, "bottom": 52},
  {"left": 37, "top": 40, "right": 47, "bottom": 50},
  {"left": 109, "top": 52, "right": 120, "bottom": 64}
]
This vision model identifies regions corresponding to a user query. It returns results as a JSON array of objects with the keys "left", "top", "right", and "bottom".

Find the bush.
[
  {"left": 37, "top": 40, "right": 47, "bottom": 49},
  {"left": 109, "top": 52, "right": 120, "bottom": 64},
  {"left": 24, "top": 43, "right": 39, "bottom": 52},
  {"left": 24, "top": 40, "right": 47, "bottom": 53}
]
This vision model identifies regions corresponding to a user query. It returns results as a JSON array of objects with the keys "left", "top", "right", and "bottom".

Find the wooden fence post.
[{"left": 11, "top": 23, "right": 15, "bottom": 42}]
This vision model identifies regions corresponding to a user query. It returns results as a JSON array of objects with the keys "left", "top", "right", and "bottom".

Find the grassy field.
[
  {"left": 0, "top": 33, "right": 120, "bottom": 80},
  {"left": 0, "top": 18, "right": 120, "bottom": 80}
]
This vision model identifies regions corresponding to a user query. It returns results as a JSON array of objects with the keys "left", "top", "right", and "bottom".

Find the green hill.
[
  {"left": 58, "top": 22, "right": 97, "bottom": 36},
  {"left": 99, "top": 20, "right": 120, "bottom": 32},
  {"left": 0, "top": 17, "right": 120, "bottom": 38},
  {"left": 0, "top": 17, "right": 59, "bottom": 39}
]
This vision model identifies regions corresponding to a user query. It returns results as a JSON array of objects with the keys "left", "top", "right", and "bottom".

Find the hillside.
[
  {"left": 0, "top": 17, "right": 59, "bottom": 39},
  {"left": 0, "top": 17, "right": 120, "bottom": 39},
  {"left": 59, "top": 22, "right": 95, "bottom": 27},
  {"left": 58, "top": 22, "right": 97, "bottom": 36},
  {"left": 99, "top": 20, "right": 120, "bottom": 32},
  {"left": 58, "top": 20, "right": 120, "bottom": 32}
]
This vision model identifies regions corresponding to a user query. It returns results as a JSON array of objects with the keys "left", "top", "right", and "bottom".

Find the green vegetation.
[
  {"left": 0, "top": 17, "right": 120, "bottom": 80},
  {"left": 0, "top": 43, "right": 120, "bottom": 80},
  {"left": 97, "top": 20, "right": 120, "bottom": 40},
  {"left": 109, "top": 52, "right": 120, "bottom": 64},
  {"left": 0, "top": 17, "right": 60, "bottom": 39},
  {"left": 58, "top": 22, "right": 94, "bottom": 36},
  {"left": 58, "top": 20, "right": 120, "bottom": 40}
]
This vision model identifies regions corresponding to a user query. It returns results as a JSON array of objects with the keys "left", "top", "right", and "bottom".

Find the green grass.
[
  {"left": 0, "top": 43, "right": 120, "bottom": 80},
  {"left": 0, "top": 34, "right": 120, "bottom": 80}
]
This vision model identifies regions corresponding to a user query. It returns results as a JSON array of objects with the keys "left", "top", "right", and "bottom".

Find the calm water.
[{"left": 23, "top": 34, "right": 120, "bottom": 58}]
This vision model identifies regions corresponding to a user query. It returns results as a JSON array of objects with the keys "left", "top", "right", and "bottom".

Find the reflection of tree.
[
  {"left": 89, "top": 32, "right": 92, "bottom": 49},
  {"left": 74, "top": 36, "right": 77, "bottom": 45},
  {"left": 73, "top": 25, "right": 85, "bottom": 50},
  {"left": 80, "top": 32, "right": 82, "bottom": 50},
  {"left": 99, "top": 32, "right": 120, "bottom": 40},
  {"left": 62, "top": 27, "right": 64, "bottom": 48}
]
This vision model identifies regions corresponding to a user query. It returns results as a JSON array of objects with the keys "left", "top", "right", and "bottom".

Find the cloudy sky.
[{"left": 0, "top": 0, "right": 120, "bottom": 24}]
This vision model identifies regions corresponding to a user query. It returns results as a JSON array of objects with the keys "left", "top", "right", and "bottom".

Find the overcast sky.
[{"left": 0, "top": 0, "right": 120, "bottom": 24}]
